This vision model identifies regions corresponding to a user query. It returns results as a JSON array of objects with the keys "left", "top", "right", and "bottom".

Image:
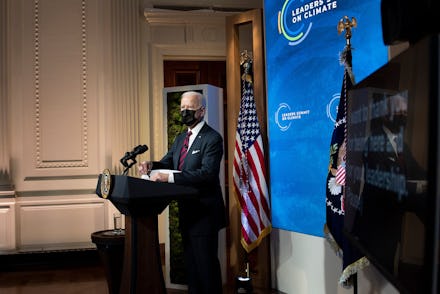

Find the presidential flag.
[
  {"left": 233, "top": 57, "right": 271, "bottom": 253},
  {"left": 324, "top": 46, "right": 369, "bottom": 285}
]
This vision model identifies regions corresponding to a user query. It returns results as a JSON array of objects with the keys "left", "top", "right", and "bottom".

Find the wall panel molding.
[
  {"left": 18, "top": 201, "right": 105, "bottom": 246},
  {"left": 33, "top": 0, "right": 89, "bottom": 169},
  {"left": 0, "top": 190, "right": 16, "bottom": 250},
  {"left": 6, "top": 0, "right": 108, "bottom": 250},
  {"left": 8, "top": 0, "right": 102, "bottom": 184}
]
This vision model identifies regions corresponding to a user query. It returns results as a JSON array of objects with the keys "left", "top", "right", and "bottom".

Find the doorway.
[
  {"left": 162, "top": 60, "right": 230, "bottom": 288},
  {"left": 163, "top": 59, "right": 228, "bottom": 189}
]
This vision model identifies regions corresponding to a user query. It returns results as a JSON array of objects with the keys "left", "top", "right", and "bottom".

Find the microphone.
[
  {"left": 120, "top": 144, "right": 148, "bottom": 171},
  {"left": 130, "top": 144, "right": 148, "bottom": 158}
]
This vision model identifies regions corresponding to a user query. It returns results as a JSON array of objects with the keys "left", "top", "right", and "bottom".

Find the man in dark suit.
[{"left": 139, "top": 91, "right": 226, "bottom": 294}]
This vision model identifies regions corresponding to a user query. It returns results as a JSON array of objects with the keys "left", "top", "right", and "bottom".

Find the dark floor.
[
  {"left": 0, "top": 266, "right": 194, "bottom": 294},
  {"left": 0, "top": 265, "right": 279, "bottom": 294},
  {"left": 0, "top": 248, "right": 281, "bottom": 294},
  {"left": 0, "top": 248, "right": 186, "bottom": 294},
  {"left": 0, "top": 265, "right": 109, "bottom": 294}
]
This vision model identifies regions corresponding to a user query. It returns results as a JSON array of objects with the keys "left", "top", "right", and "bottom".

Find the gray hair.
[{"left": 181, "top": 91, "right": 206, "bottom": 108}]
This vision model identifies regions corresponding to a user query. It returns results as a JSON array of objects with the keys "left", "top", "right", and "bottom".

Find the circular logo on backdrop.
[
  {"left": 326, "top": 93, "right": 340, "bottom": 123},
  {"left": 278, "top": 0, "right": 313, "bottom": 46},
  {"left": 275, "top": 102, "right": 311, "bottom": 131},
  {"left": 275, "top": 103, "right": 293, "bottom": 131},
  {"left": 278, "top": 0, "right": 339, "bottom": 46}
]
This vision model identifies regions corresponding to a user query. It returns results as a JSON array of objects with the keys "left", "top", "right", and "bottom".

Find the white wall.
[{"left": 271, "top": 229, "right": 400, "bottom": 294}]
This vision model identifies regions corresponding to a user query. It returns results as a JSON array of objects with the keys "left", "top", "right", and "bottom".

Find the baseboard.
[{"left": 0, "top": 244, "right": 100, "bottom": 271}]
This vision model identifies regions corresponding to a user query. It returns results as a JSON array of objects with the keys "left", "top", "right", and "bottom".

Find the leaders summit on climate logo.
[{"left": 278, "top": 0, "right": 338, "bottom": 46}]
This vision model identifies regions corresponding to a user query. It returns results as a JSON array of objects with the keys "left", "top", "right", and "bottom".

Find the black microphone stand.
[
  {"left": 120, "top": 145, "right": 149, "bottom": 175},
  {"left": 120, "top": 153, "right": 137, "bottom": 176},
  {"left": 122, "top": 158, "right": 137, "bottom": 176}
]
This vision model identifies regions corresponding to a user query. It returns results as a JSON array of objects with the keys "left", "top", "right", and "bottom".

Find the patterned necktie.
[{"left": 178, "top": 131, "right": 192, "bottom": 170}]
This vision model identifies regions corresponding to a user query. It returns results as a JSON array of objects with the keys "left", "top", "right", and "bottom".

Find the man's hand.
[
  {"left": 150, "top": 172, "right": 169, "bottom": 182},
  {"left": 138, "top": 161, "right": 153, "bottom": 175}
]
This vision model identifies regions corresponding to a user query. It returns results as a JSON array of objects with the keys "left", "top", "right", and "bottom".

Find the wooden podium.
[{"left": 96, "top": 174, "right": 198, "bottom": 294}]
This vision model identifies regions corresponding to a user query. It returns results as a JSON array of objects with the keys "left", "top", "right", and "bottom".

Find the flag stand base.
[
  {"left": 353, "top": 273, "right": 358, "bottom": 294},
  {"left": 235, "top": 276, "right": 253, "bottom": 293}
]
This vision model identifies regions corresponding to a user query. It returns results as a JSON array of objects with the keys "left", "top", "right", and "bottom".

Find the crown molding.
[{"left": 144, "top": 8, "right": 237, "bottom": 25}]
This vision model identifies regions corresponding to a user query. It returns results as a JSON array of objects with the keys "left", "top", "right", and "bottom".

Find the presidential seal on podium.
[{"left": 101, "top": 168, "right": 112, "bottom": 199}]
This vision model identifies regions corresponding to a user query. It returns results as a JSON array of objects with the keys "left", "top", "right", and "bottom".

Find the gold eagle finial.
[{"left": 337, "top": 16, "right": 357, "bottom": 46}]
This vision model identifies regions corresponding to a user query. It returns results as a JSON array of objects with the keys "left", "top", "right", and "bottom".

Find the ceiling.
[{"left": 143, "top": 0, "right": 263, "bottom": 12}]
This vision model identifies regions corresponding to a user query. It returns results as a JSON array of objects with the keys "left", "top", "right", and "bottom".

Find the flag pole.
[
  {"left": 234, "top": 50, "right": 254, "bottom": 294},
  {"left": 337, "top": 16, "right": 358, "bottom": 294},
  {"left": 234, "top": 49, "right": 272, "bottom": 292}
]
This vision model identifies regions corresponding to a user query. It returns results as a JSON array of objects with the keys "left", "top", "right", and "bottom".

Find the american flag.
[
  {"left": 325, "top": 46, "right": 368, "bottom": 285},
  {"left": 336, "top": 162, "right": 346, "bottom": 185},
  {"left": 233, "top": 58, "right": 271, "bottom": 253}
]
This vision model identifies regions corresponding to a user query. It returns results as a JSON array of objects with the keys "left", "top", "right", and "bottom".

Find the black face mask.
[{"left": 181, "top": 109, "right": 198, "bottom": 126}]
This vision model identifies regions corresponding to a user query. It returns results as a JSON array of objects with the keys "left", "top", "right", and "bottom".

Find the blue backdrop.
[{"left": 264, "top": 0, "right": 388, "bottom": 236}]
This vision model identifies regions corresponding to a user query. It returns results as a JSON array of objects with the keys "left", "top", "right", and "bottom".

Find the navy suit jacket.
[{"left": 153, "top": 123, "right": 226, "bottom": 236}]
